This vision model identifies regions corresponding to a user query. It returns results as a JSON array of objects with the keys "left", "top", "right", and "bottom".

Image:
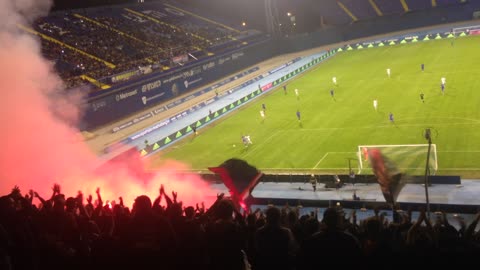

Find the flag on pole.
[
  {"left": 209, "top": 159, "right": 263, "bottom": 206},
  {"left": 368, "top": 148, "right": 406, "bottom": 204}
]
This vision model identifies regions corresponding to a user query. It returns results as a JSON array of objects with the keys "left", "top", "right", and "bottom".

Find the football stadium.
[{"left": 2, "top": 0, "right": 480, "bottom": 266}]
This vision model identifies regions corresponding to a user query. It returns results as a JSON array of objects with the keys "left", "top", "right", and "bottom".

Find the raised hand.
[
  {"left": 96, "top": 188, "right": 100, "bottom": 195},
  {"left": 172, "top": 191, "right": 178, "bottom": 201},
  {"left": 11, "top": 185, "right": 21, "bottom": 195},
  {"left": 76, "top": 191, "right": 84, "bottom": 204},
  {"left": 53, "top": 184, "right": 61, "bottom": 194},
  {"left": 160, "top": 184, "right": 165, "bottom": 195},
  {"left": 87, "top": 194, "right": 93, "bottom": 204},
  {"left": 217, "top": 193, "right": 224, "bottom": 200}
]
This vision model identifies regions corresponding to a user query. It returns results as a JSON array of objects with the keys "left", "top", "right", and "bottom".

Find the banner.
[
  {"left": 172, "top": 54, "right": 189, "bottom": 65},
  {"left": 113, "top": 67, "right": 259, "bottom": 134},
  {"left": 84, "top": 49, "right": 249, "bottom": 129},
  {"left": 111, "top": 70, "right": 142, "bottom": 84}
]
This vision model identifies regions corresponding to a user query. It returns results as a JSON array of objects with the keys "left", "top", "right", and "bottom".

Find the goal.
[
  {"left": 452, "top": 25, "right": 480, "bottom": 36},
  {"left": 357, "top": 144, "right": 438, "bottom": 175}
]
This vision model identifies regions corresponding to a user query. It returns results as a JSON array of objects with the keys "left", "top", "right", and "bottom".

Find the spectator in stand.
[
  {"left": 254, "top": 206, "right": 297, "bottom": 270},
  {"left": 2, "top": 182, "right": 480, "bottom": 269},
  {"left": 298, "top": 207, "right": 361, "bottom": 268}
]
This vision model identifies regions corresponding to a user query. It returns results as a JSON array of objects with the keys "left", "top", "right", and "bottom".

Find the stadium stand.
[
  {"left": 30, "top": 1, "right": 264, "bottom": 90},
  {"left": 374, "top": 0, "right": 405, "bottom": 15},
  {"left": 340, "top": 0, "right": 378, "bottom": 20},
  {"left": 405, "top": 0, "right": 433, "bottom": 11},
  {"left": 311, "top": 0, "right": 353, "bottom": 25}
]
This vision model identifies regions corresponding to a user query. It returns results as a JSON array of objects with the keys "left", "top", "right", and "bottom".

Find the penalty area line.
[{"left": 312, "top": 153, "right": 329, "bottom": 169}]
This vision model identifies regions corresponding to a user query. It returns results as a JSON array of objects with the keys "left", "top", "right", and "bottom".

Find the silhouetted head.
[
  {"left": 184, "top": 206, "right": 195, "bottom": 219},
  {"left": 133, "top": 195, "right": 152, "bottom": 214},
  {"left": 216, "top": 199, "right": 234, "bottom": 220},
  {"left": 322, "top": 207, "right": 340, "bottom": 229},
  {"left": 65, "top": 197, "right": 77, "bottom": 212},
  {"left": 265, "top": 206, "right": 281, "bottom": 226}
]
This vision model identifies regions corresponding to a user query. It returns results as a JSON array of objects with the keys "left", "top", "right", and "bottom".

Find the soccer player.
[
  {"left": 387, "top": 68, "right": 391, "bottom": 78},
  {"left": 192, "top": 125, "right": 198, "bottom": 135},
  {"left": 389, "top": 112, "right": 394, "bottom": 123},
  {"left": 262, "top": 103, "right": 266, "bottom": 111},
  {"left": 441, "top": 77, "right": 446, "bottom": 86},
  {"left": 421, "top": 63, "right": 425, "bottom": 72},
  {"left": 296, "top": 110, "right": 301, "bottom": 121},
  {"left": 332, "top": 76, "right": 337, "bottom": 86},
  {"left": 283, "top": 84, "right": 287, "bottom": 95},
  {"left": 246, "top": 135, "right": 252, "bottom": 145},
  {"left": 420, "top": 92, "right": 425, "bottom": 103},
  {"left": 295, "top": 88, "right": 299, "bottom": 100},
  {"left": 242, "top": 135, "right": 248, "bottom": 147},
  {"left": 260, "top": 110, "right": 265, "bottom": 121},
  {"left": 373, "top": 99, "right": 378, "bottom": 111}
]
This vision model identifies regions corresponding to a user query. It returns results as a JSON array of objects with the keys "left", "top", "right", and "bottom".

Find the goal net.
[
  {"left": 452, "top": 25, "right": 480, "bottom": 36},
  {"left": 357, "top": 144, "right": 438, "bottom": 176}
]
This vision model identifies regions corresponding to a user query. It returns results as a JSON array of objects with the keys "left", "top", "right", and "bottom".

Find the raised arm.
[
  {"left": 464, "top": 212, "right": 480, "bottom": 240},
  {"left": 76, "top": 191, "right": 89, "bottom": 219},
  {"left": 33, "top": 191, "right": 46, "bottom": 206},
  {"left": 153, "top": 187, "right": 163, "bottom": 208}
]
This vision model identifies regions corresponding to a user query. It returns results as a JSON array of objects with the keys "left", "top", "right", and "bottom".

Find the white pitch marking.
[{"left": 312, "top": 153, "right": 329, "bottom": 169}]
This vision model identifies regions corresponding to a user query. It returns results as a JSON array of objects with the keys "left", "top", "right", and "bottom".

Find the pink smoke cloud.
[{"left": 0, "top": 0, "right": 215, "bottom": 208}]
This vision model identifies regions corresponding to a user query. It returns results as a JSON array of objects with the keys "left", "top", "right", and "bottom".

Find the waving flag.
[
  {"left": 368, "top": 148, "right": 406, "bottom": 204},
  {"left": 209, "top": 159, "right": 263, "bottom": 205}
]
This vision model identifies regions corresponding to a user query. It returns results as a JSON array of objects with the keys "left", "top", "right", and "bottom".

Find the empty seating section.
[
  {"left": 436, "top": 0, "right": 462, "bottom": 7},
  {"left": 405, "top": 0, "right": 432, "bottom": 11},
  {"left": 374, "top": 0, "right": 405, "bottom": 15},
  {"left": 341, "top": 0, "right": 378, "bottom": 20},
  {"left": 315, "top": 0, "right": 352, "bottom": 25}
]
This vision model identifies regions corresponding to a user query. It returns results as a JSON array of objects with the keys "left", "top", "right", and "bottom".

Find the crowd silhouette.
[{"left": 1, "top": 183, "right": 480, "bottom": 269}]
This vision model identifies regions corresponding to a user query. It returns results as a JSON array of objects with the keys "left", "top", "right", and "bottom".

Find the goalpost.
[
  {"left": 452, "top": 25, "right": 480, "bottom": 36},
  {"left": 357, "top": 144, "right": 438, "bottom": 175}
]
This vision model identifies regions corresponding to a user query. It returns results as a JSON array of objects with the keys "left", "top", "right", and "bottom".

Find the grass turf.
[{"left": 149, "top": 36, "right": 480, "bottom": 177}]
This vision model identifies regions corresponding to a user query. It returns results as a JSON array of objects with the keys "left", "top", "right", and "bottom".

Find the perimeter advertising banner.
[{"left": 83, "top": 50, "right": 248, "bottom": 129}]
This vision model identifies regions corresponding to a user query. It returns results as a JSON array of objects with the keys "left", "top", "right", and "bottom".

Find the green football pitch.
[{"left": 150, "top": 35, "right": 480, "bottom": 178}]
